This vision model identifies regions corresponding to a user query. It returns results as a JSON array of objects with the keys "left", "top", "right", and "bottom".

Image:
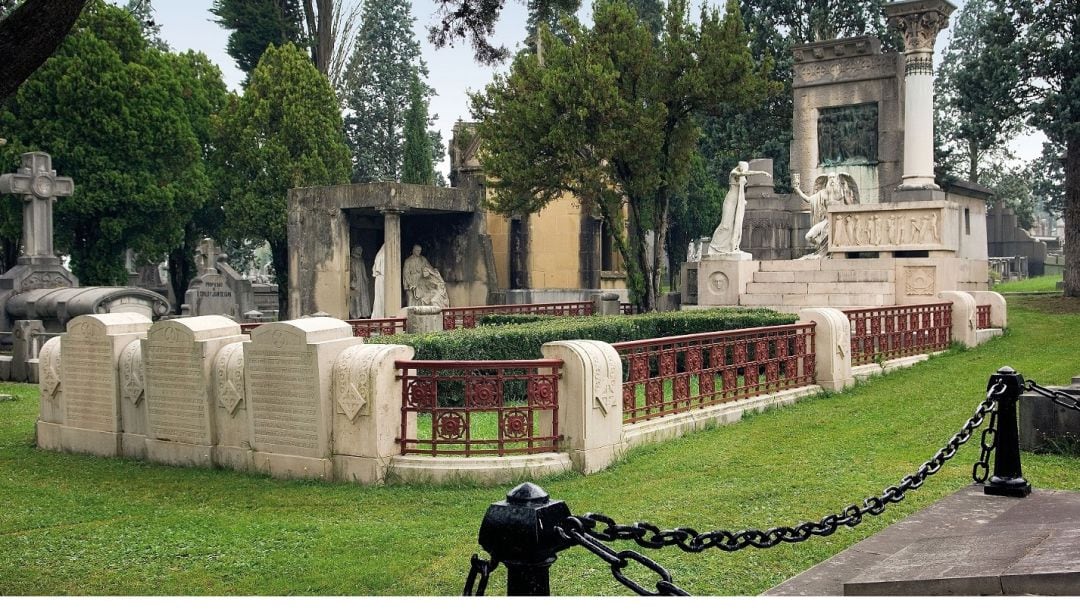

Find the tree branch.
[{"left": 0, "top": 0, "right": 90, "bottom": 101}]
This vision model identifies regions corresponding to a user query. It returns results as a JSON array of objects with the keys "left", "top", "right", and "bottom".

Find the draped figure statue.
[{"left": 708, "top": 162, "right": 771, "bottom": 256}]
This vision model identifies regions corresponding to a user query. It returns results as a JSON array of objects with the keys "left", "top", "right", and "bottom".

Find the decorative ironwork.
[
  {"left": 620, "top": 303, "right": 641, "bottom": 315},
  {"left": 397, "top": 359, "right": 561, "bottom": 456},
  {"left": 346, "top": 317, "right": 406, "bottom": 338},
  {"left": 976, "top": 305, "right": 991, "bottom": 330},
  {"left": 845, "top": 302, "right": 951, "bottom": 366},
  {"left": 612, "top": 324, "right": 816, "bottom": 424},
  {"left": 443, "top": 302, "right": 595, "bottom": 330},
  {"left": 239, "top": 318, "right": 406, "bottom": 338}
]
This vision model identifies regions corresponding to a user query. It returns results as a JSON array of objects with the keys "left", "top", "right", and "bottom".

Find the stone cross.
[
  {"left": 0, "top": 152, "right": 74, "bottom": 263},
  {"left": 195, "top": 237, "right": 221, "bottom": 274}
]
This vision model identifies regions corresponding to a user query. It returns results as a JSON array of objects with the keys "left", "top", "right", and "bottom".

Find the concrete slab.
[{"left": 765, "top": 485, "right": 1080, "bottom": 596}]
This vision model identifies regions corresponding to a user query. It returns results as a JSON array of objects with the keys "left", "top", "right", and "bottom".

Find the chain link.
[
  {"left": 558, "top": 382, "right": 1007, "bottom": 594},
  {"left": 463, "top": 554, "right": 498, "bottom": 596},
  {"left": 1025, "top": 380, "right": 1080, "bottom": 412}
]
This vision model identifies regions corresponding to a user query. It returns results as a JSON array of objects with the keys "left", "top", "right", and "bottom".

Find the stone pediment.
[{"left": 288, "top": 182, "right": 474, "bottom": 214}]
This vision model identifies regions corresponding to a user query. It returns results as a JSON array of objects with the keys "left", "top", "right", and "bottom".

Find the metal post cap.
[
  {"left": 997, "top": 366, "right": 1017, "bottom": 375},
  {"left": 506, "top": 482, "right": 550, "bottom": 505}
]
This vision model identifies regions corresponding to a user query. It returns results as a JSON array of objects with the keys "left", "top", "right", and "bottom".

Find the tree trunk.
[
  {"left": 271, "top": 239, "right": 290, "bottom": 318},
  {"left": 1064, "top": 134, "right": 1079, "bottom": 297},
  {"left": 968, "top": 140, "right": 979, "bottom": 183},
  {"left": 0, "top": 0, "right": 89, "bottom": 101}
]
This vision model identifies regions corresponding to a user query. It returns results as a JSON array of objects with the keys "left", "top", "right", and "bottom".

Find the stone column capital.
[{"left": 884, "top": 0, "right": 955, "bottom": 54}]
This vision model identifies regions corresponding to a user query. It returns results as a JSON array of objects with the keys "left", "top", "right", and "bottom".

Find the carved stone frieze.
[{"left": 830, "top": 210, "right": 942, "bottom": 248}]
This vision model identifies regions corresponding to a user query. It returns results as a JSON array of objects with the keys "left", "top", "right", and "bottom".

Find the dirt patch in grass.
[{"left": 1007, "top": 295, "right": 1080, "bottom": 314}]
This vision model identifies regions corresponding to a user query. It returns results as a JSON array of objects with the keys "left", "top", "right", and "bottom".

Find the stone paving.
[{"left": 766, "top": 484, "right": 1080, "bottom": 596}]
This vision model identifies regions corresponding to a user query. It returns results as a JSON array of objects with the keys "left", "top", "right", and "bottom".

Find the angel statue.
[
  {"left": 708, "top": 162, "right": 772, "bottom": 256},
  {"left": 793, "top": 172, "right": 859, "bottom": 259}
]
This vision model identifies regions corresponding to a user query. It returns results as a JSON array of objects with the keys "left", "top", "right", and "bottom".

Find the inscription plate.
[
  {"left": 63, "top": 321, "right": 117, "bottom": 431},
  {"left": 145, "top": 328, "right": 209, "bottom": 445},
  {"left": 247, "top": 348, "right": 320, "bottom": 455}
]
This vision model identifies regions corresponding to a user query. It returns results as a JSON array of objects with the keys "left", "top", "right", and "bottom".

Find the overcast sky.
[{"left": 150, "top": 0, "right": 1044, "bottom": 176}]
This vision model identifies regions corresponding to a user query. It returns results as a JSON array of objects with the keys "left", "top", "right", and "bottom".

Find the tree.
[
  {"left": 935, "top": 0, "right": 1025, "bottom": 184},
  {"left": 343, "top": 0, "right": 429, "bottom": 182},
  {"left": 211, "top": 0, "right": 359, "bottom": 92},
  {"left": 401, "top": 76, "right": 435, "bottom": 185},
  {"left": 986, "top": 0, "right": 1080, "bottom": 295},
  {"left": 471, "top": 0, "right": 771, "bottom": 310},
  {"left": 983, "top": 163, "right": 1035, "bottom": 230},
  {"left": 0, "top": 0, "right": 90, "bottom": 101},
  {"left": 525, "top": 0, "right": 580, "bottom": 55},
  {"left": 1030, "top": 141, "right": 1066, "bottom": 219},
  {"left": 0, "top": 0, "right": 208, "bottom": 285},
  {"left": 125, "top": 0, "right": 167, "bottom": 50},
  {"left": 215, "top": 43, "right": 351, "bottom": 316}
]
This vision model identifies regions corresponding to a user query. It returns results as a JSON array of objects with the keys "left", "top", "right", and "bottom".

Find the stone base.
[
  {"left": 144, "top": 438, "right": 214, "bottom": 468},
  {"left": 252, "top": 451, "right": 332, "bottom": 481},
  {"left": 213, "top": 446, "right": 253, "bottom": 472},
  {"left": 702, "top": 250, "right": 753, "bottom": 261},
  {"left": 976, "top": 328, "right": 1003, "bottom": 345},
  {"left": 333, "top": 454, "right": 391, "bottom": 484},
  {"left": 624, "top": 386, "right": 820, "bottom": 451},
  {"left": 695, "top": 258, "right": 758, "bottom": 306},
  {"left": 121, "top": 433, "right": 147, "bottom": 460},
  {"left": 569, "top": 444, "right": 626, "bottom": 475},
  {"left": 36, "top": 421, "right": 121, "bottom": 457},
  {"left": 851, "top": 353, "right": 939, "bottom": 381},
  {"left": 388, "top": 453, "right": 573, "bottom": 485}
]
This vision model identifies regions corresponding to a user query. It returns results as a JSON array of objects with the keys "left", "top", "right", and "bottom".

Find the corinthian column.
[{"left": 885, "top": 0, "right": 955, "bottom": 190}]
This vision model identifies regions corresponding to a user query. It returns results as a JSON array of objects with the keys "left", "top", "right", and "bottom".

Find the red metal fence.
[
  {"left": 845, "top": 302, "right": 952, "bottom": 366},
  {"left": 396, "top": 359, "right": 561, "bottom": 456},
  {"left": 442, "top": 301, "right": 594, "bottom": 330},
  {"left": 976, "top": 305, "right": 991, "bottom": 330},
  {"left": 612, "top": 323, "right": 817, "bottom": 424},
  {"left": 239, "top": 317, "right": 406, "bottom": 338}
]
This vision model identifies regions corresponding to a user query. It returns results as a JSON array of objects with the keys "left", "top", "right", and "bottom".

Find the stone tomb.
[
  {"left": 183, "top": 239, "right": 239, "bottom": 318},
  {"left": 37, "top": 313, "right": 152, "bottom": 457},
  {"left": 141, "top": 317, "right": 247, "bottom": 467},
  {"left": 244, "top": 318, "right": 361, "bottom": 480}
]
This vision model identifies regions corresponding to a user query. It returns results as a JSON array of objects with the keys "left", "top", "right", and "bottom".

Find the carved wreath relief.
[
  {"left": 119, "top": 341, "right": 144, "bottom": 404},
  {"left": 215, "top": 343, "right": 246, "bottom": 415}
]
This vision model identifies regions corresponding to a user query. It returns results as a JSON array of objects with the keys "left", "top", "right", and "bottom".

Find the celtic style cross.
[{"left": 0, "top": 152, "right": 74, "bottom": 263}]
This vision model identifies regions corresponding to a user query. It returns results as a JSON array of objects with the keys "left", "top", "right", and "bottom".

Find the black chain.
[
  {"left": 463, "top": 554, "right": 498, "bottom": 596},
  {"left": 556, "top": 382, "right": 1007, "bottom": 594},
  {"left": 1025, "top": 380, "right": 1080, "bottom": 412}
]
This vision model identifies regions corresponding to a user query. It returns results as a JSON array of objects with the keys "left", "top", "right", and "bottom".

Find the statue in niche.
[
  {"left": 402, "top": 244, "right": 450, "bottom": 308},
  {"left": 793, "top": 172, "right": 859, "bottom": 258},
  {"left": 349, "top": 245, "right": 372, "bottom": 319},
  {"left": 708, "top": 162, "right": 771, "bottom": 256},
  {"left": 371, "top": 245, "right": 385, "bottom": 317}
]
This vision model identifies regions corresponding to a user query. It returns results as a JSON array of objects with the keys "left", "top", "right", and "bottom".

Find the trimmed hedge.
[{"left": 370, "top": 308, "right": 798, "bottom": 361}]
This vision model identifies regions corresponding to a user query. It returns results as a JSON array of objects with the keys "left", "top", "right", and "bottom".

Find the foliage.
[
  {"left": 935, "top": 0, "right": 1025, "bottom": 184},
  {"left": 525, "top": 0, "right": 580, "bottom": 52},
  {"left": 371, "top": 308, "right": 798, "bottom": 361},
  {"left": 982, "top": 163, "right": 1035, "bottom": 230},
  {"left": 665, "top": 151, "right": 723, "bottom": 285},
  {"left": 0, "top": 0, "right": 211, "bottom": 285},
  {"left": 985, "top": 0, "right": 1080, "bottom": 297},
  {"left": 1030, "top": 141, "right": 1066, "bottom": 218},
  {"left": 1, "top": 297, "right": 1078, "bottom": 595},
  {"left": 471, "top": 0, "right": 772, "bottom": 310},
  {"left": 214, "top": 43, "right": 351, "bottom": 316},
  {"left": 124, "top": 0, "right": 167, "bottom": 50},
  {"left": 210, "top": 0, "right": 305, "bottom": 79},
  {"left": 400, "top": 76, "right": 435, "bottom": 186},
  {"left": 343, "top": 0, "right": 432, "bottom": 183}
]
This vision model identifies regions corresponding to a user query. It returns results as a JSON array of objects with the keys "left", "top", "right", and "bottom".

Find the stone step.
[
  {"left": 806, "top": 282, "right": 896, "bottom": 295},
  {"left": 820, "top": 258, "right": 895, "bottom": 271},
  {"left": 751, "top": 270, "right": 895, "bottom": 284},
  {"left": 757, "top": 260, "right": 824, "bottom": 272},
  {"left": 744, "top": 282, "right": 809, "bottom": 294}
]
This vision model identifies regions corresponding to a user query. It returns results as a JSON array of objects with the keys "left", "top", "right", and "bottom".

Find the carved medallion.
[
  {"left": 905, "top": 266, "right": 936, "bottom": 296},
  {"left": 119, "top": 341, "right": 144, "bottom": 404},
  {"left": 215, "top": 343, "right": 246, "bottom": 415}
]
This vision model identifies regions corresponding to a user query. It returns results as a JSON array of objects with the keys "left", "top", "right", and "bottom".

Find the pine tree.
[
  {"left": 343, "top": 0, "right": 428, "bottom": 182},
  {"left": 210, "top": 0, "right": 306, "bottom": 79},
  {"left": 401, "top": 76, "right": 434, "bottom": 185}
]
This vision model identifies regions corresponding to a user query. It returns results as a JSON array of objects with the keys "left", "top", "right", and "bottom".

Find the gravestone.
[
  {"left": 141, "top": 316, "right": 246, "bottom": 467},
  {"left": 183, "top": 238, "right": 239, "bottom": 318},
  {"left": 37, "top": 313, "right": 152, "bottom": 457},
  {"left": 212, "top": 340, "right": 251, "bottom": 471},
  {"left": 118, "top": 339, "right": 147, "bottom": 458},
  {"left": 0, "top": 152, "right": 78, "bottom": 325},
  {"left": 244, "top": 318, "right": 360, "bottom": 479}
]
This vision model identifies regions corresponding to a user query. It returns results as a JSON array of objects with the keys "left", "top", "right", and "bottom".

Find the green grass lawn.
[
  {"left": 993, "top": 274, "right": 1063, "bottom": 293},
  {"left": 1, "top": 296, "right": 1079, "bottom": 596}
]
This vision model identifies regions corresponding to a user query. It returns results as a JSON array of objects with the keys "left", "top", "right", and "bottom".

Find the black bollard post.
[
  {"left": 984, "top": 366, "right": 1032, "bottom": 498},
  {"left": 478, "top": 482, "right": 573, "bottom": 596}
]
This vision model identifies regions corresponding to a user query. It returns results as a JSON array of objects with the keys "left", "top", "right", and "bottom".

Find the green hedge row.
[{"left": 370, "top": 308, "right": 798, "bottom": 361}]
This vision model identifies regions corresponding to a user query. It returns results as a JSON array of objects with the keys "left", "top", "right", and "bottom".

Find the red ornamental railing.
[
  {"left": 239, "top": 317, "right": 406, "bottom": 338},
  {"left": 845, "top": 302, "right": 952, "bottom": 367},
  {"left": 442, "top": 301, "right": 594, "bottom": 330},
  {"left": 976, "top": 305, "right": 991, "bottom": 330},
  {"left": 620, "top": 303, "right": 640, "bottom": 315},
  {"left": 396, "top": 359, "right": 561, "bottom": 456},
  {"left": 346, "top": 317, "right": 406, "bottom": 338},
  {"left": 612, "top": 323, "right": 817, "bottom": 425}
]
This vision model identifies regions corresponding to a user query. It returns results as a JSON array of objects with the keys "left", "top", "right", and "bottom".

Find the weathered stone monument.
[
  {"left": 0, "top": 152, "right": 169, "bottom": 381},
  {"left": 684, "top": 0, "right": 989, "bottom": 312},
  {"left": 182, "top": 238, "right": 239, "bottom": 318}
]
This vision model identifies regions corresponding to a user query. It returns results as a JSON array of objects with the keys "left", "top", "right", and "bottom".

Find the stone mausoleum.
[
  {"left": 685, "top": 0, "right": 990, "bottom": 312},
  {"left": 287, "top": 123, "right": 628, "bottom": 319}
]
